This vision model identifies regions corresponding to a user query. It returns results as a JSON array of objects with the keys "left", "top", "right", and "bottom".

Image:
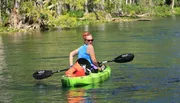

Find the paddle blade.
[
  {"left": 33, "top": 70, "right": 54, "bottom": 80},
  {"left": 114, "top": 53, "right": 134, "bottom": 63}
]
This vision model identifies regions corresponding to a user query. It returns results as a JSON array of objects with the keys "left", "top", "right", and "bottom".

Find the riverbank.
[
  {"left": 1, "top": 1, "right": 180, "bottom": 35},
  {"left": 0, "top": 14, "right": 178, "bottom": 35},
  {"left": 0, "top": 16, "right": 152, "bottom": 35}
]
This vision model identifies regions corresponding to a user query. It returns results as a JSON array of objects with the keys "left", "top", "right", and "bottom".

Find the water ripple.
[{"left": 167, "top": 78, "right": 180, "bottom": 83}]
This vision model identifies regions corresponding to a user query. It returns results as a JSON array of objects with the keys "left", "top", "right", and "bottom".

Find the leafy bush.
[
  {"left": 68, "top": 10, "right": 84, "bottom": 18},
  {"left": 83, "top": 13, "right": 97, "bottom": 22},
  {"left": 97, "top": 11, "right": 111, "bottom": 22},
  {"left": 83, "top": 11, "right": 110, "bottom": 22},
  {"left": 152, "top": 5, "right": 172, "bottom": 17},
  {"left": 76, "top": 19, "right": 90, "bottom": 26},
  {"left": 0, "top": 26, "right": 17, "bottom": 34},
  {"left": 122, "top": 4, "right": 149, "bottom": 16},
  {"left": 54, "top": 15, "right": 77, "bottom": 29},
  {"left": 174, "top": 7, "right": 180, "bottom": 15},
  {"left": 20, "top": 1, "right": 40, "bottom": 17}
]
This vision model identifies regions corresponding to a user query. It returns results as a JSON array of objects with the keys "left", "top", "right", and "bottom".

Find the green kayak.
[{"left": 61, "top": 66, "right": 111, "bottom": 87}]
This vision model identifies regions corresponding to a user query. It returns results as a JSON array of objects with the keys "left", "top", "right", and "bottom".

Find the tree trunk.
[
  {"left": 101, "top": 0, "right": 104, "bottom": 10},
  {"left": 57, "top": 1, "right": 62, "bottom": 15},
  {"left": 5, "top": 0, "right": 10, "bottom": 15},
  {"left": 115, "top": 0, "right": 122, "bottom": 13},
  {"left": 14, "top": 0, "right": 20, "bottom": 8},
  {"left": 8, "top": 0, "right": 21, "bottom": 28},
  {"left": 131, "top": 0, "right": 134, "bottom": 4},
  {"left": 171, "top": 0, "right": 174, "bottom": 10},
  {"left": 84, "top": 0, "right": 88, "bottom": 14},
  {"left": 163, "top": 0, "right": 166, "bottom": 4},
  {"left": 126, "top": 0, "right": 128, "bottom": 5},
  {"left": 149, "top": 0, "right": 153, "bottom": 7},
  {"left": 129, "top": 0, "right": 132, "bottom": 4},
  {"left": 35, "top": 0, "right": 43, "bottom": 8},
  {"left": 0, "top": 0, "right": 2, "bottom": 24}
]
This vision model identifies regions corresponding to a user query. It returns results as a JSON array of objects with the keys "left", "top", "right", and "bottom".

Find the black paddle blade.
[
  {"left": 33, "top": 70, "right": 54, "bottom": 80},
  {"left": 114, "top": 53, "right": 134, "bottom": 63}
]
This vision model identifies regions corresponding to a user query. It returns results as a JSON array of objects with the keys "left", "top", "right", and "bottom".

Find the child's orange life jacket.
[{"left": 65, "top": 62, "right": 86, "bottom": 77}]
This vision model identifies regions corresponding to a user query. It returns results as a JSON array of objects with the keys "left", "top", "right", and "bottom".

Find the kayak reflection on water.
[
  {"left": 66, "top": 85, "right": 100, "bottom": 103},
  {"left": 67, "top": 89, "right": 87, "bottom": 103}
]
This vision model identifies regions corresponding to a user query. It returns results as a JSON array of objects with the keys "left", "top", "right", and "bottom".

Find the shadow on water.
[
  {"left": 33, "top": 81, "right": 59, "bottom": 89},
  {"left": 167, "top": 78, "right": 180, "bottom": 83}
]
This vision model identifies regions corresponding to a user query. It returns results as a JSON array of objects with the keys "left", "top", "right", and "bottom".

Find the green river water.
[{"left": 0, "top": 16, "right": 179, "bottom": 103}]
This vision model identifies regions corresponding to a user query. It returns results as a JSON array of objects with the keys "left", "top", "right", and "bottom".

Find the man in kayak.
[{"left": 66, "top": 32, "right": 104, "bottom": 77}]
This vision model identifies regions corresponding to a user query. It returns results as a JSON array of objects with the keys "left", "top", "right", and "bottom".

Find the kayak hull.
[{"left": 61, "top": 66, "right": 111, "bottom": 87}]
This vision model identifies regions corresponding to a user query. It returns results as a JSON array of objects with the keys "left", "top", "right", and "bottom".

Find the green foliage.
[
  {"left": 175, "top": 0, "right": 180, "bottom": 6},
  {"left": 68, "top": 10, "right": 84, "bottom": 18},
  {"left": 0, "top": 14, "right": 9, "bottom": 25},
  {"left": 64, "top": 0, "right": 85, "bottom": 10},
  {"left": 174, "top": 7, "right": 180, "bottom": 15},
  {"left": 20, "top": 2, "right": 37, "bottom": 15},
  {"left": 152, "top": 5, "right": 172, "bottom": 17},
  {"left": 122, "top": 4, "right": 149, "bottom": 16},
  {"left": 20, "top": 1, "right": 41, "bottom": 23},
  {"left": 153, "top": 0, "right": 165, "bottom": 5},
  {"left": 0, "top": 26, "right": 17, "bottom": 34},
  {"left": 104, "top": 1, "right": 115, "bottom": 13},
  {"left": 83, "top": 13, "right": 97, "bottom": 22},
  {"left": 82, "top": 11, "right": 110, "bottom": 24},
  {"left": 40, "top": 13, "right": 49, "bottom": 20},
  {"left": 96, "top": 11, "right": 111, "bottom": 22},
  {"left": 76, "top": 19, "right": 90, "bottom": 26},
  {"left": 50, "top": 14, "right": 77, "bottom": 28}
]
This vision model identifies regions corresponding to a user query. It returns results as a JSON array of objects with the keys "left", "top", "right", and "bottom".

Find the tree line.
[{"left": 0, "top": 0, "right": 180, "bottom": 33}]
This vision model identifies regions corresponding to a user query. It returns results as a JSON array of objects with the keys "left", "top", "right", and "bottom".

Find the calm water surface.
[{"left": 0, "top": 16, "right": 179, "bottom": 103}]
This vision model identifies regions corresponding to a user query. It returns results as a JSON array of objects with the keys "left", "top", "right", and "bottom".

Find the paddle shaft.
[
  {"left": 101, "top": 60, "right": 113, "bottom": 64},
  {"left": 101, "top": 53, "right": 134, "bottom": 64},
  {"left": 33, "top": 53, "right": 134, "bottom": 80},
  {"left": 52, "top": 68, "right": 69, "bottom": 73}
]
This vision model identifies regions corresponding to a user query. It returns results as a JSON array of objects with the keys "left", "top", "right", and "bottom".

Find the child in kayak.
[{"left": 66, "top": 32, "right": 104, "bottom": 77}]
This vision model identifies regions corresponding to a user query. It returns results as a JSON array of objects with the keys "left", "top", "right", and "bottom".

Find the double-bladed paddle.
[{"left": 33, "top": 53, "right": 134, "bottom": 80}]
